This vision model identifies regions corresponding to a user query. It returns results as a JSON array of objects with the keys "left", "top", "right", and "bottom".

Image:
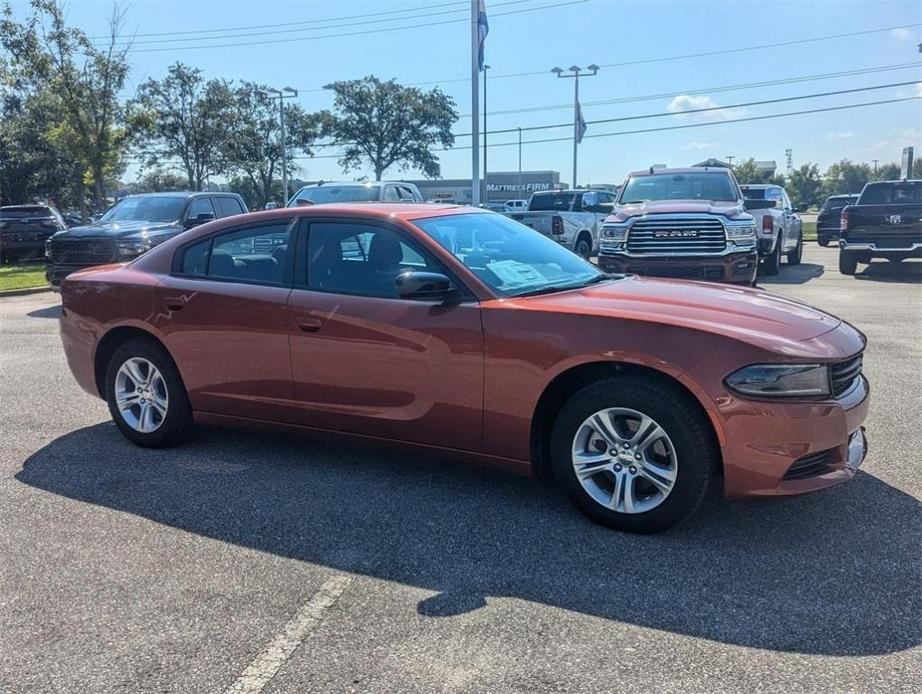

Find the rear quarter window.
[{"left": 179, "top": 239, "right": 211, "bottom": 275}]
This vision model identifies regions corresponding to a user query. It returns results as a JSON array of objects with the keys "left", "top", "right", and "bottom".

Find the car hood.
[
  {"left": 54, "top": 220, "right": 180, "bottom": 239},
  {"left": 508, "top": 276, "right": 843, "bottom": 349},
  {"left": 609, "top": 199, "right": 743, "bottom": 221}
]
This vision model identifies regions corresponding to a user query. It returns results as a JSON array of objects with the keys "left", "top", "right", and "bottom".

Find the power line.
[
  {"left": 102, "top": 0, "right": 538, "bottom": 47},
  {"left": 127, "top": 0, "right": 589, "bottom": 53},
  {"left": 456, "top": 62, "right": 922, "bottom": 118},
  {"left": 294, "top": 22, "right": 922, "bottom": 93}
]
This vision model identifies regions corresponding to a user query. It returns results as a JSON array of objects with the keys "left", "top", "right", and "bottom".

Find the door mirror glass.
[
  {"left": 581, "top": 191, "right": 599, "bottom": 208},
  {"left": 185, "top": 212, "right": 215, "bottom": 228},
  {"left": 396, "top": 270, "right": 454, "bottom": 301}
]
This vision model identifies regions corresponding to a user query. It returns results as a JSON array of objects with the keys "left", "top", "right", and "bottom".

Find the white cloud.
[
  {"left": 865, "top": 127, "right": 921, "bottom": 157},
  {"left": 891, "top": 27, "right": 912, "bottom": 40},
  {"left": 826, "top": 131, "right": 857, "bottom": 140},
  {"left": 683, "top": 140, "right": 720, "bottom": 151},
  {"left": 667, "top": 94, "right": 741, "bottom": 122}
]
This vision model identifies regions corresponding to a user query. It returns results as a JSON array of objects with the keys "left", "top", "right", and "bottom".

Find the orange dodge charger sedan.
[{"left": 58, "top": 204, "right": 869, "bottom": 532}]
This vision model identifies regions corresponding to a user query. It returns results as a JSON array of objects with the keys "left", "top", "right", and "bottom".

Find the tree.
[
  {"left": 730, "top": 158, "right": 768, "bottom": 184},
  {"left": 822, "top": 159, "right": 872, "bottom": 196},
  {"left": 131, "top": 62, "right": 235, "bottom": 191},
  {"left": 1, "top": 0, "right": 132, "bottom": 216},
  {"left": 224, "top": 82, "right": 322, "bottom": 208},
  {"left": 786, "top": 163, "right": 822, "bottom": 209},
  {"left": 872, "top": 162, "right": 901, "bottom": 181},
  {"left": 323, "top": 76, "right": 457, "bottom": 180},
  {"left": 125, "top": 168, "right": 188, "bottom": 194}
]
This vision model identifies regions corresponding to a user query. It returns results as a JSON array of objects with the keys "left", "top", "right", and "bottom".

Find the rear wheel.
[
  {"left": 762, "top": 237, "right": 781, "bottom": 276},
  {"left": 550, "top": 376, "right": 716, "bottom": 533},
  {"left": 838, "top": 251, "right": 859, "bottom": 276},
  {"left": 817, "top": 236, "right": 831, "bottom": 247},
  {"left": 786, "top": 233, "right": 803, "bottom": 265},
  {"left": 105, "top": 337, "right": 192, "bottom": 448},
  {"left": 574, "top": 234, "right": 592, "bottom": 260}
]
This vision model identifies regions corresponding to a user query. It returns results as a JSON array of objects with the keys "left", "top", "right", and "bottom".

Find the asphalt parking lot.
[{"left": 1, "top": 245, "right": 920, "bottom": 694}]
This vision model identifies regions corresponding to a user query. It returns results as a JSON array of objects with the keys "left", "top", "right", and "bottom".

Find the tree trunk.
[{"left": 374, "top": 163, "right": 385, "bottom": 181}]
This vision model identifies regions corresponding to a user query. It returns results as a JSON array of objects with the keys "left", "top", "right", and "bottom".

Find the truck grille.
[
  {"left": 626, "top": 216, "right": 727, "bottom": 255},
  {"left": 830, "top": 353, "right": 863, "bottom": 398},
  {"left": 49, "top": 237, "right": 114, "bottom": 266}
]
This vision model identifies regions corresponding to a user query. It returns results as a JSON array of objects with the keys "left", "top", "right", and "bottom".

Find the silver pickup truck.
[{"left": 506, "top": 189, "right": 616, "bottom": 258}]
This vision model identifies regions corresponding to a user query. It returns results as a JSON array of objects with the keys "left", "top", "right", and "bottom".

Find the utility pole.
[
  {"left": 785, "top": 148, "right": 793, "bottom": 174},
  {"left": 872, "top": 159, "right": 879, "bottom": 172},
  {"left": 261, "top": 86, "right": 298, "bottom": 203},
  {"left": 552, "top": 64, "right": 598, "bottom": 189},
  {"left": 483, "top": 64, "right": 490, "bottom": 204},
  {"left": 517, "top": 127, "right": 522, "bottom": 190},
  {"left": 470, "top": 0, "right": 481, "bottom": 206},
  {"left": 726, "top": 155, "right": 735, "bottom": 167}
]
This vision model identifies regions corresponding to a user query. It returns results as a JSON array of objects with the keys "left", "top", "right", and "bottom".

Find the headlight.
[
  {"left": 725, "top": 363, "right": 830, "bottom": 398},
  {"left": 116, "top": 236, "right": 161, "bottom": 258},
  {"left": 600, "top": 223, "right": 630, "bottom": 242},
  {"left": 725, "top": 219, "right": 756, "bottom": 241}
]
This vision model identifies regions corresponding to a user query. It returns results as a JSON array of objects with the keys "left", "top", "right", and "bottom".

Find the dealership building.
[{"left": 403, "top": 170, "right": 565, "bottom": 204}]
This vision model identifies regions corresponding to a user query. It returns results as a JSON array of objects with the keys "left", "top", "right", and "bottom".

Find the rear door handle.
[{"left": 297, "top": 318, "right": 322, "bottom": 332}]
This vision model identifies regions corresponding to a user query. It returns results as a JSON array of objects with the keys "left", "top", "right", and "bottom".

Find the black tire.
[
  {"left": 817, "top": 236, "right": 831, "bottom": 247},
  {"left": 786, "top": 233, "right": 803, "bottom": 265},
  {"left": 762, "top": 236, "right": 781, "bottom": 276},
  {"left": 105, "top": 337, "right": 192, "bottom": 448},
  {"left": 838, "top": 251, "right": 859, "bottom": 276},
  {"left": 550, "top": 376, "right": 717, "bottom": 533},
  {"left": 574, "top": 234, "right": 592, "bottom": 260}
]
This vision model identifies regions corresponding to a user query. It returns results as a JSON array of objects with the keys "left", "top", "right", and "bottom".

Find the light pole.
[
  {"left": 552, "top": 64, "right": 598, "bottom": 189},
  {"left": 482, "top": 64, "right": 490, "bottom": 205},
  {"left": 261, "top": 86, "right": 298, "bottom": 203},
  {"left": 517, "top": 126, "right": 522, "bottom": 190},
  {"left": 726, "top": 155, "right": 735, "bottom": 167}
]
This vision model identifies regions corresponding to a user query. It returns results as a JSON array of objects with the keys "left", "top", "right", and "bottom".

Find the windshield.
[
  {"left": 413, "top": 212, "right": 604, "bottom": 297},
  {"left": 859, "top": 182, "right": 921, "bottom": 205},
  {"left": 821, "top": 196, "right": 858, "bottom": 212},
  {"left": 528, "top": 192, "right": 575, "bottom": 211},
  {"left": 101, "top": 196, "right": 186, "bottom": 223},
  {"left": 741, "top": 187, "right": 783, "bottom": 201},
  {"left": 289, "top": 185, "right": 381, "bottom": 205},
  {"left": 620, "top": 172, "right": 738, "bottom": 203}
]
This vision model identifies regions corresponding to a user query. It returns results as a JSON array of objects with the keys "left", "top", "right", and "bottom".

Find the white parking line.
[{"left": 224, "top": 574, "right": 352, "bottom": 694}]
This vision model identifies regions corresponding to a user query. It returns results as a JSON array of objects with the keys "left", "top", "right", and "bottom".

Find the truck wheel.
[
  {"left": 762, "top": 237, "right": 781, "bottom": 276},
  {"left": 838, "top": 252, "right": 859, "bottom": 276},
  {"left": 817, "top": 237, "right": 830, "bottom": 247},
  {"left": 550, "top": 376, "right": 716, "bottom": 533},
  {"left": 574, "top": 234, "right": 592, "bottom": 260},
  {"left": 105, "top": 337, "right": 192, "bottom": 448},
  {"left": 786, "top": 234, "right": 803, "bottom": 265}
]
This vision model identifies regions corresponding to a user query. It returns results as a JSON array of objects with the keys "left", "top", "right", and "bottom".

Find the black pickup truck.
[{"left": 838, "top": 180, "right": 922, "bottom": 275}]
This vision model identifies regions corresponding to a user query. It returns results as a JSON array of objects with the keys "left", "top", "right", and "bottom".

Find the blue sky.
[{"left": 27, "top": 0, "right": 922, "bottom": 184}]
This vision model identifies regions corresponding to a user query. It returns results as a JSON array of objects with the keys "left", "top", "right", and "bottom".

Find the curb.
[{"left": 0, "top": 285, "right": 53, "bottom": 298}]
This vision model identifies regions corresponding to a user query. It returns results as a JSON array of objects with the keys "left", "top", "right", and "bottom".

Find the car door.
[
  {"left": 153, "top": 218, "right": 297, "bottom": 423},
  {"left": 286, "top": 218, "right": 484, "bottom": 451}
]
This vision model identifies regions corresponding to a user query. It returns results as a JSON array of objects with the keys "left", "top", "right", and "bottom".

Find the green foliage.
[
  {"left": 822, "top": 159, "right": 872, "bottom": 196},
  {"left": 323, "top": 76, "right": 457, "bottom": 180},
  {"left": 131, "top": 62, "right": 235, "bottom": 191},
  {"left": 787, "top": 163, "right": 822, "bottom": 209},
  {"left": 124, "top": 169, "right": 188, "bottom": 194},
  {"left": 730, "top": 158, "right": 771, "bottom": 184}
]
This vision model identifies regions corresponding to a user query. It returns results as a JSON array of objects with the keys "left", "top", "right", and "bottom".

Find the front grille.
[
  {"left": 784, "top": 449, "right": 832, "bottom": 480},
  {"left": 49, "top": 237, "right": 114, "bottom": 265},
  {"left": 626, "top": 216, "right": 727, "bottom": 255},
  {"left": 830, "top": 353, "right": 863, "bottom": 398},
  {"left": 627, "top": 265, "right": 725, "bottom": 281}
]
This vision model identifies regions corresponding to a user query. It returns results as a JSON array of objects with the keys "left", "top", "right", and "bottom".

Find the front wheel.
[
  {"left": 838, "top": 252, "right": 859, "bottom": 276},
  {"left": 550, "top": 376, "right": 716, "bottom": 533},
  {"left": 105, "top": 337, "right": 192, "bottom": 448}
]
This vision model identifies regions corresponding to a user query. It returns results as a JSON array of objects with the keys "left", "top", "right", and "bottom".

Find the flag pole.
[{"left": 470, "top": 0, "right": 481, "bottom": 207}]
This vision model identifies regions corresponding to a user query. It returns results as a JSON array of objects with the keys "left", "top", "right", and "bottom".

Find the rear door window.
[{"left": 213, "top": 196, "right": 246, "bottom": 218}]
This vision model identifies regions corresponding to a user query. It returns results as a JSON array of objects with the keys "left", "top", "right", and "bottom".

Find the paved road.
[{"left": 1, "top": 247, "right": 919, "bottom": 693}]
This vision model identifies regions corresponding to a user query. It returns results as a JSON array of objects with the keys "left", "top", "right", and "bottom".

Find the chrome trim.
[{"left": 840, "top": 241, "right": 922, "bottom": 253}]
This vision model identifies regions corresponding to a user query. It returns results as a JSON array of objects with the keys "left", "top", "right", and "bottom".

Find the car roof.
[
  {"left": 235, "top": 202, "right": 477, "bottom": 224},
  {"left": 627, "top": 167, "right": 731, "bottom": 177},
  {"left": 0, "top": 204, "right": 53, "bottom": 210},
  {"left": 119, "top": 191, "right": 238, "bottom": 199},
  {"left": 296, "top": 181, "right": 413, "bottom": 188},
  {"left": 740, "top": 184, "right": 780, "bottom": 189}
]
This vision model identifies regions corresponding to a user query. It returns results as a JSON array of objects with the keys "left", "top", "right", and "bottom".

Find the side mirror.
[
  {"left": 743, "top": 199, "right": 777, "bottom": 211},
  {"left": 185, "top": 212, "right": 215, "bottom": 228},
  {"left": 581, "top": 192, "right": 599, "bottom": 208},
  {"left": 396, "top": 270, "right": 455, "bottom": 301},
  {"left": 263, "top": 202, "right": 279, "bottom": 210}
]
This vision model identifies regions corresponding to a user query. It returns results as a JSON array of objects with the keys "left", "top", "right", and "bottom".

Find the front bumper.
[
  {"left": 719, "top": 376, "right": 870, "bottom": 499},
  {"left": 46, "top": 263, "right": 95, "bottom": 287},
  {"left": 598, "top": 249, "right": 758, "bottom": 284}
]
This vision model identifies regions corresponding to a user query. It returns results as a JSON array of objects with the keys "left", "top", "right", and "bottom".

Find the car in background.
[
  {"left": 816, "top": 194, "right": 859, "bottom": 247},
  {"left": 598, "top": 167, "right": 758, "bottom": 284},
  {"left": 506, "top": 189, "right": 616, "bottom": 258},
  {"left": 480, "top": 201, "right": 508, "bottom": 213},
  {"left": 838, "top": 179, "right": 921, "bottom": 275},
  {"left": 740, "top": 184, "right": 803, "bottom": 275},
  {"left": 0, "top": 204, "right": 68, "bottom": 263},
  {"left": 504, "top": 199, "right": 528, "bottom": 212},
  {"left": 58, "top": 203, "right": 868, "bottom": 533},
  {"left": 45, "top": 192, "right": 247, "bottom": 288},
  {"left": 287, "top": 181, "right": 424, "bottom": 206}
]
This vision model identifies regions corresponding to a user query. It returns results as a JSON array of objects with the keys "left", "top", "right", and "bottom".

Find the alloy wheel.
[
  {"left": 114, "top": 357, "right": 169, "bottom": 433},
  {"left": 571, "top": 407, "right": 678, "bottom": 514}
]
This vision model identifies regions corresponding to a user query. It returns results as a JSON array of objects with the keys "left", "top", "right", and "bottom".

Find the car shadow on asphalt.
[
  {"left": 757, "top": 263, "right": 824, "bottom": 286},
  {"left": 16, "top": 422, "right": 921, "bottom": 657},
  {"left": 26, "top": 304, "right": 61, "bottom": 319},
  {"left": 853, "top": 260, "right": 922, "bottom": 284}
]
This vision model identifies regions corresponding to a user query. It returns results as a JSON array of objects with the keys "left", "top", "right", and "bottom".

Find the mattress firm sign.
[{"left": 486, "top": 181, "right": 553, "bottom": 194}]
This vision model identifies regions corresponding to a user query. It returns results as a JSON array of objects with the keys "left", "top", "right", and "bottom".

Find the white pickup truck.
[
  {"left": 505, "top": 189, "right": 616, "bottom": 258},
  {"left": 739, "top": 184, "right": 803, "bottom": 275}
]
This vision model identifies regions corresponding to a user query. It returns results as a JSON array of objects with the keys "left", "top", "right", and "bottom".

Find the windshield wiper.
[
  {"left": 511, "top": 274, "right": 621, "bottom": 298},
  {"left": 580, "top": 273, "right": 621, "bottom": 287}
]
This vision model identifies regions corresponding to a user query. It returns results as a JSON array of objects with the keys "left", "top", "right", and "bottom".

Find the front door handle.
[
  {"left": 164, "top": 297, "right": 185, "bottom": 311},
  {"left": 297, "top": 318, "right": 322, "bottom": 332}
]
